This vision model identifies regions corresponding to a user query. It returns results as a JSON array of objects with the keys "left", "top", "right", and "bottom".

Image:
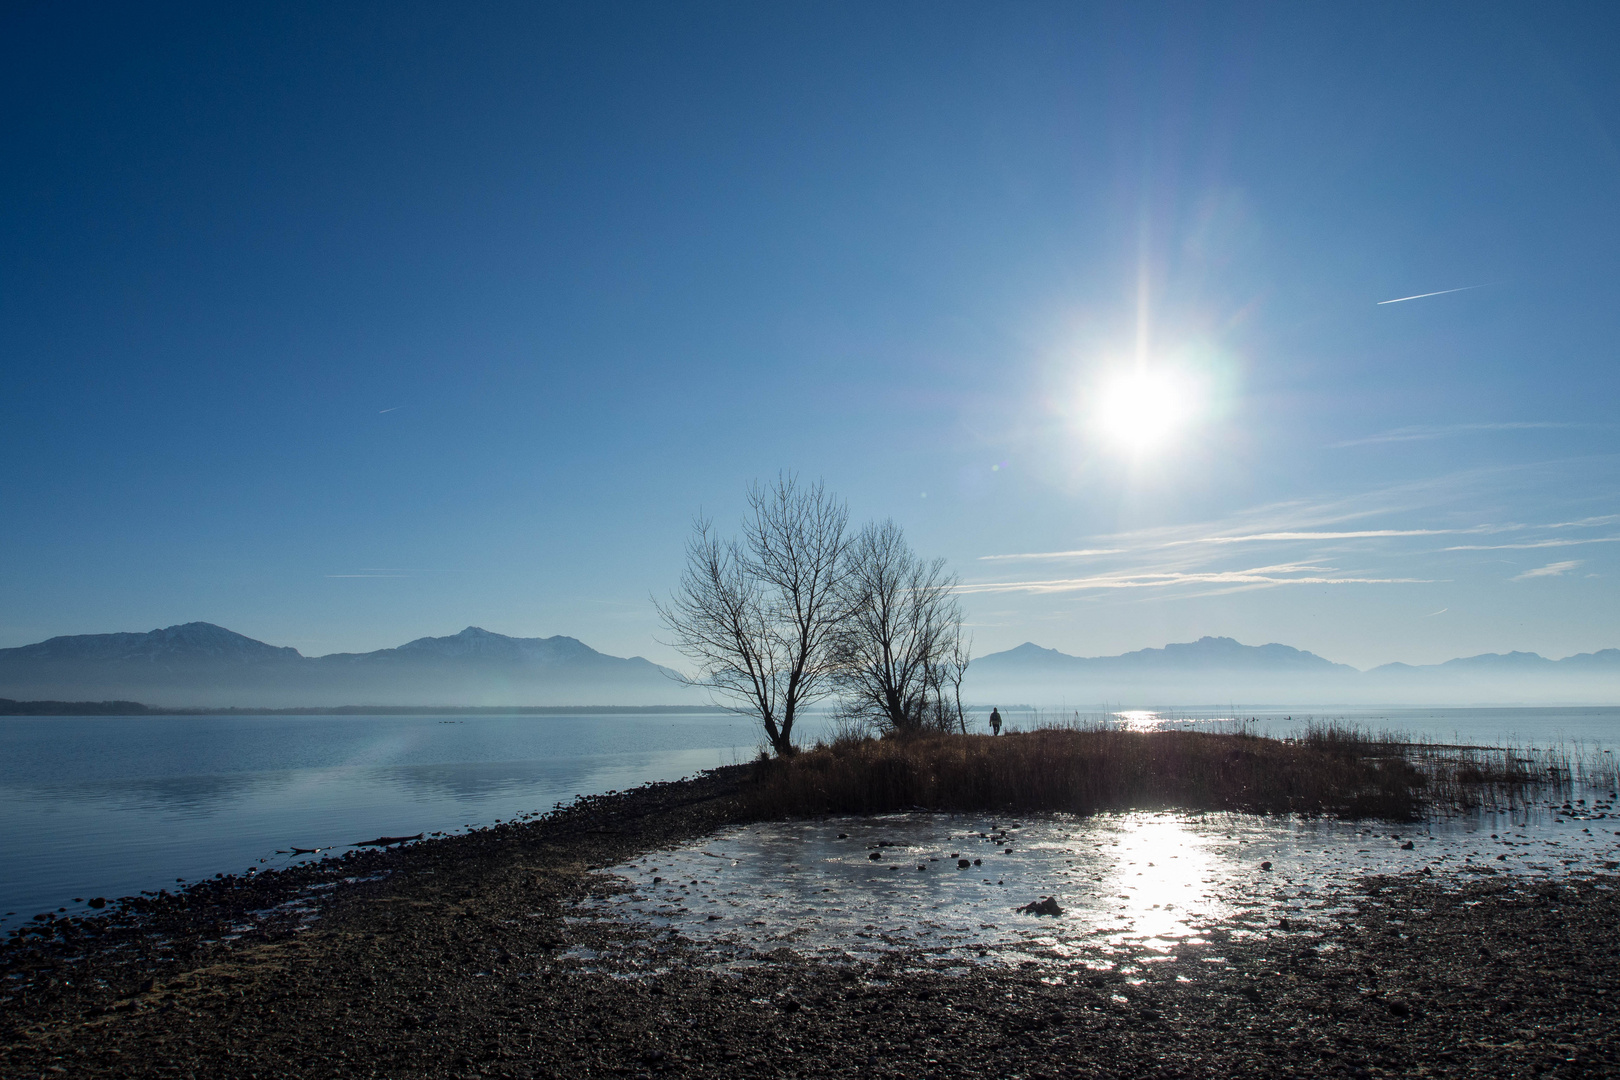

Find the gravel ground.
[{"left": 2, "top": 765, "right": 1617, "bottom": 1079}]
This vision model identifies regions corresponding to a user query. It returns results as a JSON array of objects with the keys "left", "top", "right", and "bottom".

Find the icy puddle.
[{"left": 586, "top": 799, "right": 1620, "bottom": 972}]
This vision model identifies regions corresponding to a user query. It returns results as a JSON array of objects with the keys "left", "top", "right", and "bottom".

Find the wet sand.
[{"left": 2, "top": 765, "right": 1617, "bottom": 1078}]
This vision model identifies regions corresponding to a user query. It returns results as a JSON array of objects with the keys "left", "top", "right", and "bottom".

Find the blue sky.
[{"left": 2, "top": 2, "right": 1617, "bottom": 670}]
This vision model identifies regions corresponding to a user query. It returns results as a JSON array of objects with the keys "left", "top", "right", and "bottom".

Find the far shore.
[{"left": 0, "top": 698, "right": 727, "bottom": 717}]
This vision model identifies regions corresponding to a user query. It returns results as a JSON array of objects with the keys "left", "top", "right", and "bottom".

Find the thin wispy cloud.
[
  {"left": 1544, "top": 514, "right": 1620, "bottom": 529},
  {"left": 1331, "top": 422, "right": 1579, "bottom": 449},
  {"left": 977, "top": 548, "right": 1123, "bottom": 561},
  {"left": 967, "top": 466, "right": 1611, "bottom": 607},
  {"left": 1169, "top": 528, "right": 1464, "bottom": 545},
  {"left": 378, "top": 407, "right": 401, "bottom": 414},
  {"left": 1375, "top": 283, "right": 1491, "bottom": 305},
  {"left": 959, "top": 562, "right": 1432, "bottom": 596},
  {"left": 984, "top": 529, "right": 1468, "bottom": 564},
  {"left": 1513, "top": 560, "right": 1582, "bottom": 581},
  {"left": 1445, "top": 536, "right": 1620, "bottom": 551}
]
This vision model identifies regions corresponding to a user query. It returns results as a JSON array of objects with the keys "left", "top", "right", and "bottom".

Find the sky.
[{"left": 2, "top": 2, "right": 1618, "bottom": 671}]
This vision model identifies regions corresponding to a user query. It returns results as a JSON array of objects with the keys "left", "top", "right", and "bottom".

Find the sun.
[{"left": 1093, "top": 367, "right": 1199, "bottom": 455}]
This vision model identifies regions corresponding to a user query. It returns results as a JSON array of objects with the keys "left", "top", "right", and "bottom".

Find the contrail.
[{"left": 1376, "top": 284, "right": 1490, "bottom": 305}]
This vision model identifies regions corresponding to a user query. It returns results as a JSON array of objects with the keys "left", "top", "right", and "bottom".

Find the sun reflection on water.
[
  {"left": 1100, "top": 815, "right": 1225, "bottom": 952},
  {"left": 589, "top": 805, "right": 1619, "bottom": 975}
]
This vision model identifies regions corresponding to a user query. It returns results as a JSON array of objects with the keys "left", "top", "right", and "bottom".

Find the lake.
[{"left": 2, "top": 706, "right": 1617, "bottom": 930}]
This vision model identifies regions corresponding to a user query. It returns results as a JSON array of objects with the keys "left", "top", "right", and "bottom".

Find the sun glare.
[{"left": 1093, "top": 368, "right": 1199, "bottom": 456}]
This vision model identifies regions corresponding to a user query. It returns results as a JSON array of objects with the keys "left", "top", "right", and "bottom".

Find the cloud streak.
[
  {"left": 978, "top": 548, "right": 1124, "bottom": 561},
  {"left": 959, "top": 562, "right": 1432, "bottom": 595},
  {"left": 1375, "top": 284, "right": 1491, "bottom": 305},
  {"left": 1513, "top": 560, "right": 1581, "bottom": 581},
  {"left": 1445, "top": 536, "right": 1620, "bottom": 551},
  {"left": 1331, "top": 422, "right": 1581, "bottom": 448},
  {"left": 1169, "top": 529, "right": 1463, "bottom": 545}
]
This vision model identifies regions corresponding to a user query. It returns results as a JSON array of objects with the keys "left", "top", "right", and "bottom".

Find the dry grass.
[{"left": 744, "top": 724, "right": 1618, "bottom": 821}]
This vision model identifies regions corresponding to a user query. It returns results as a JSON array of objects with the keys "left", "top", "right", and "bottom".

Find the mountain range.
[
  {"left": 967, "top": 636, "right": 1620, "bottom": 706},
  {"left": 1, "top": 624, "right": 1616, "bottom": 709},
  {"left": 0, "top": 623, "right": 692, "bottom": 708}
]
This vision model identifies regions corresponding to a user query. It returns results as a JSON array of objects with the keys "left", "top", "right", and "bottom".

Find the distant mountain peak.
[
  {"left": 0, "top": 622, "right": 687, "bottom": 706},
  {"left": 1007, "top": 641, "right": 1064, "bottom": 657},
  {"left": 981, "top": 636, "right": 1348, "bottom": 672}
]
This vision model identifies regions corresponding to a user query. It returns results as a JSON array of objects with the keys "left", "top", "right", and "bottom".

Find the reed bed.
[
  {"left": 745, "top": 724, "right": 1618, "bottom": 821},
  {"left": 1295, "top": 721, "right": 1619, "bottom": 813}
]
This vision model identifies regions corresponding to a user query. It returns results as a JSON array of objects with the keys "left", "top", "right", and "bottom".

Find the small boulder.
[
  {"left": 958, "top": 859, "right": 972, "bottom": 869},
  {"left": 1260, "top": 861, "right": 1273, "bottom": 871},
  {"left": 1019, "top": 897, "right": 1063, "bottom": 916},
  {"left": 1400, "top": 841, "right": 1415, "bottom": 850}
]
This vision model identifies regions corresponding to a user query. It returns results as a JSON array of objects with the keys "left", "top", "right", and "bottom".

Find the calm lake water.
[
  {"left": 1, "top": 707, "right": 1616, "bottom": 932},
  {"left": 0, "top": 710, "right": 781, "bottom": 927}
]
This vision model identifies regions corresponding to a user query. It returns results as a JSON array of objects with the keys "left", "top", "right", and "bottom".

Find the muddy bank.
[{"left": 2, "top": 766, "right": 1617, "bottom": 1078}]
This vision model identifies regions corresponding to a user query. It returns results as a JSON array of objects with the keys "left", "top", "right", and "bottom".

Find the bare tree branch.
[
  {"left": 655, "top": 476, "right": 850, "bottom": 755},
  {"left": 831, "top": 519, "right": 964, "bottom": 735}
]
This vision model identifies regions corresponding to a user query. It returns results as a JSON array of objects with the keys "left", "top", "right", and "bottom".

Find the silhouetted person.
[{"left": 989, "top": 707, "right": 1002, "bottom": 735}]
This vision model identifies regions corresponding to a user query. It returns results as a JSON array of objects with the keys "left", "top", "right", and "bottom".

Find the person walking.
[{"left": 989, "top": 707, "right": 1002, "bottom": 735}]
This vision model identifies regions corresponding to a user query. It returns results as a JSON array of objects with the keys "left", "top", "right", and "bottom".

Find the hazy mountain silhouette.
[
  {"left": 5, "top": 624, "right": 1616, "bottom": 709},
  {"left": 969, "top": 636, "right": 1620, "bottom": 706},
  {"left": 0, "top": 623, "right": 692, "bottom": 708}
]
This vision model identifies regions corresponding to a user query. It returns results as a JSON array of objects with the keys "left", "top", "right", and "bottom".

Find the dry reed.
[{"left": 744, "top": 724, "right": 1617, "bottom": 821}]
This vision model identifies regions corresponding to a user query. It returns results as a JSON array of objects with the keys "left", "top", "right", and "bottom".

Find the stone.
[{"left": 1019, "top": 897, "right": 1063, "bottom": 916}]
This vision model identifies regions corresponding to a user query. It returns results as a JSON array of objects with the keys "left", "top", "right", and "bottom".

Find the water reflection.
[
  {"left": 595, "top": 807, "right": 1620, "bottom": 973},
  {"left": 1098, "top": 816, "right": 1223, "bottom": 952},
  {"left": 0, "top": 712, "right": 759, "bottom": 923}
]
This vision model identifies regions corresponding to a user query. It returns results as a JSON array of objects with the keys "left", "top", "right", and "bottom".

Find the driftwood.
[{"left": 352, "top": 834, "right": 424, "bottom": 847}]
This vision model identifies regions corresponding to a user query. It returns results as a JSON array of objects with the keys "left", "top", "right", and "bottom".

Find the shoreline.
[{"left": 3, "top": 767, "right": 1617, "bottom": 1078}]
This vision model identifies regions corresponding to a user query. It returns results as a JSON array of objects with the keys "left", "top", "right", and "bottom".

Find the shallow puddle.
[{"left": 588, "top": 796, "right": 1620, "bottom": 974}]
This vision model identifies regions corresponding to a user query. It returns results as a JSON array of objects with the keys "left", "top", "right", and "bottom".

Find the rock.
[
  {"left": 1400, "top": 841, "right": 1415, "bottom": 850},
  {"left": 87, "top": 898, "right": 105, "bottom": 909},
  {"left": 1019, "top": 897, "right": 1063, "bottom": 916},
  {"left": 1387, "top": 997, "right": 1412, "bottom": 1018},
  {"left": 868, "top": 852, "right": 881, "bottom": 860},
  {"left": 958, "top": 859, "right": 972, "bottom": 869},
  {"left": 1260, "top": 862, "right": 1273, "bottom": 871}
]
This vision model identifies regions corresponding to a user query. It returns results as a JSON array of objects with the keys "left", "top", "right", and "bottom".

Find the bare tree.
[
  {"left": 655, "top": 475, "right": 850, "bottom": 756},
  {"left": 831, "top": 520, "right": 965, "bottom": 735},
  {"left": 940, "top": 633, "right": 972, "bottom": 734}
]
